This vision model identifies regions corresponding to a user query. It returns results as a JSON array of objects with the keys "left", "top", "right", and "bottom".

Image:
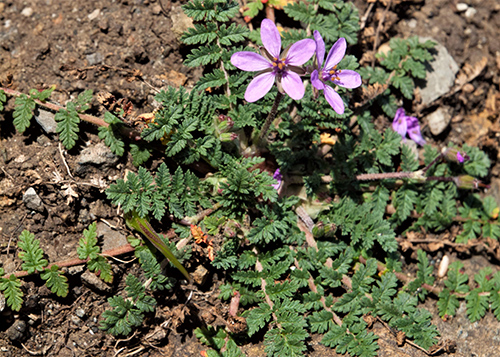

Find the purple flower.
[
  {"left": 231, "top": 19, "right": 315, "bottom": 102},
  {"left": 272, "top": 168, "right": 283, "bottom": 190},
  {"left": 311, "top": 32, "right": 362, "bottom": 114},
  {"left": 392, "top": 108, "right": 426, "bottom": 146}
]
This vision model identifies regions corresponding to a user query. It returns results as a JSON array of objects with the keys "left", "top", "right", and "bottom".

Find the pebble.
[
  {"left": 21, "top": 7, "right": 33, "bottom": 17},
  {"left": 96, "top": 222, "right": 128, "bottom": 251},
  {"left": 465, "top": 7, "right": 477, "bottom": 18},
  {"left": 417, "top": 38, "right": 459, "bottom": 105},
  {"left": 81, "top": 271, "right": 112, "bottom": 293},
  {"left": 77, "top": 142, "right": 118, "bottom": 166},
  {"left": 426, "top": 107, "right": 451, "bottom": 136},
  {"left": 0, "top": 292, "right": 5, "bottom": 312},
  {"left": 75, "top": 307, "right": 86, "bottom": 318},
  {"left": 34, "top": 109, "right": 57, "bottom": 134},
  {"left": 88, "top": 9, "right": 100, "bottom": 21},
  {"left": 6, "top": 320, "right": 27, "bottom": 341},
  {"left": 456, "top": 3, "right": 468, "bottom": 12},
  {"left": 23, "top": 187, "right": 44, "bottom": 212},
  {"left": 86, "top": 52, "right": 103, "bottom": 65}
]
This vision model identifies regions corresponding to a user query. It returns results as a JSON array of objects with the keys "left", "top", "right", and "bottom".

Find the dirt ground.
[{"left": 1, "top": 0, "right": 500, "bottom": 356}]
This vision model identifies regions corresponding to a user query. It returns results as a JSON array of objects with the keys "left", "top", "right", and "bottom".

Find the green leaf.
[
  {"left": 88, "top": 256, "right": 113, "bottom": 283},
  {"left": 466, "top": 289, "right": 489, "bottom": 322},
  {"left": 391, "top": 74, "right": 414, "bottom": 99},
  {"left": 98, "top": 112, "right": 125, "bottom": 156},
  {"left": 55, "top": 102, "right": 80, "bottom": 149},
  {"left": 0, "top": 89, "right": 6, "bottom": 111},
  {"left": 41, "top": 265, "right": 69, "bottom": 297},
  {"left": 13, "top": 94, "right": 36, "bottom": 132},
  {"left": 0, "top": 274, "right": 23, "bottom": 311},
  {"left": 77, "top": 222, "right": 99, "bottom": 260},
  {"left": 245, "top": 302, "right": 272, "bottom": 336},
  {"left": 18, "top": 230, "right": 48, "bottom": 274}
]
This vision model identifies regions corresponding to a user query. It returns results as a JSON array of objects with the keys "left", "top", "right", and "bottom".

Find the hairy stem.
[{"left": 258, "top": 91, "right": 283, "bottom": 146}]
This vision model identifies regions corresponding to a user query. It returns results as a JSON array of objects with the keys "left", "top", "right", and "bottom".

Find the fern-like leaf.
[
  {"left": 18, "top": 230, "right": 48, "bottom": 274},
  {"left": 0, "top": 274, "right": 24, "bottom": 311},
  {"left": 13, "top": 94, "right": 36, "bottom": 132},
  {"left": 41, "top": 265, "right": 69, "bottom": 297},
  {"left": 55, "top": 102, "right": 80, "bottom": 150}
]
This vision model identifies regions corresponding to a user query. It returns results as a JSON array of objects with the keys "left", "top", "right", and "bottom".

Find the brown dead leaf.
[
  {"left": 427, "top": 241, "right": 445, "bottom": 251},
  {"left": 452, "top": 57, "right": 488, "bottom": 94},
  {"left": 356, "top": 82, "right": 389, "bottom": 107}
]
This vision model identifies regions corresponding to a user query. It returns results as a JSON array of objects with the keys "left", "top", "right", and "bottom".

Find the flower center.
[
  {"left": 271, "top": 57, "right": 287, "bottom": 74},
  {"left": 321, "top": 65, "right": 341, "bottom": 82}
]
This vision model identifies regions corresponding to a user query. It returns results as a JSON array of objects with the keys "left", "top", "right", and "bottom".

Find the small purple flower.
[
  {"left": 272, "top": 168, "right": 283, "bottom": 190},
  {"left": 311, "top": 31, "right": 362, "bottom": 114},
  {"left": 456, "top": 151, "right": 465, "bottom": 163},
  {"left": 231, "top": 19, "right": 315, "bottom": 102},
  {"left": 392, "top": 108, "right": 426, "bottom": 146}
]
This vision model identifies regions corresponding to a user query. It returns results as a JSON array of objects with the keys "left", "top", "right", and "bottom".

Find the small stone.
[
  {"left": 426, "top": 107, "right": 451, "bottom": 136},
  {"left": 86, "top": 52, "right": 103, "bottom": 66},
  {"left": 96, "top": 221, "right": 128, "bottom": 252},
  {"left": 88, "top": 9, "right": 100, "bottom": 21},
  {"left": 0, "top": 292, "right": 5, "bottom": 312},
  {"left": 67, "top": 265, "right": 85, "bottom": 275},
  {"left": 77, "top": 142, "right": 118, "bottom": 167},
  {"left": 21, "top": 7, "right": 33, "bottom": 17},
  {"left": 23, "top": 187, "right": 44, "bottom": 212},
  {"left": 34, "top": 109, "right": 57, "bottom": 134},
  {"left": 464, "top": 7, "right": 477, "bottom": 18},
  {"left": 6, "top": 320, "right": 27, "bottom": 342},
  {"left": 192, "top": 265, "right": 209, "bottom": 285},
  {"left": 407, "top": 19, "right": 417, "bottom": 29},
  {"left": 81, "top": 271, "right": 111, "bottom": 293},
  {"left": 456, "top": 3, "right": 468, "bottom": 12},
  {"left": 70, "top": 315, "right": 82, "bottom": 326},
  {"left": 75, "top": 307, "right": 86, "bottom": 318}
]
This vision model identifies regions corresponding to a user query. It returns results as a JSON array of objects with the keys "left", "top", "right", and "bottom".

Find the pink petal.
[
  {"left": 261, "top": 19, "right": 281, "bottom": 58},
  {"left": 392, "top": 111, "right": 407, "bottom": 138},
  {"left": 231, "top": 52, "right": 272, "bottom": 72},
  {"left": 313, "top": 31, "right": 325, "bottom": 68},
  {"left": 245, "top": 72, "right": 276, "bottom": 102},
  {"left": 311, "top": 70, "right": 325, "bottom": 90},
  {"left": 324, "top": 38, "right": 346, "bottom": 70},
  {"left": 333, "top": 70, "right": 362, "bottom": 89},
  {"left": 286, "top": 39, "right": 316, "bottom": 66},
  {"left": 324, "top": 86, "right": 344, "bottom": 114},
  {"left": 281, "top": 71, "right": 305, "bottom": 100}
]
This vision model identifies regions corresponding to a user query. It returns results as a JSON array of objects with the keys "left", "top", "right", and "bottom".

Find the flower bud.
[
  {"left": 443, "top": 147, "right": 470, "bottom": 163},
  {"left": 453, "top": 175, "right": 480, "bottom": 189}
]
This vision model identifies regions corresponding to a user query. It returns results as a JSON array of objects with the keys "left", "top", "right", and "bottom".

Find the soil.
[{"left": 1, "top": 0, "right": 500, "bottom": 356}]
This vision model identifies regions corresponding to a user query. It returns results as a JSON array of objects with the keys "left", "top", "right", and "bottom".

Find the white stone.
[
  {"left": 456, "top": 3, "right": 468, "bottom": 12},
  {"left": 21, "top": 7, "right": 33, "bottom": 17},
  {"left": 465, "top": 7, "right": 477, "bottom": 18},
  {"left": 426, "top": 107, "right": 451, "bottom": 136},
  {"left": 88, "top": 9, "right": 100, "bottom": 21}
]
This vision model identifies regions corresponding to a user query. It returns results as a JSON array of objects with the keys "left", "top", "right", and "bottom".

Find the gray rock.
[
  {"left": 6, "top": 320, "right": 27, "bottom": 342},
  {"left": 0, "top": 292, "right": 5, "bottom": 312},
  {"left": 23, "top": 187, "right": 44, "bottom": 212},
  {"left": 81, "top": 271, "right": 111, "bottom": 293},
  {"left": 34, "top": 109, "right": 57, "bottom": 134},
  {"left": 418, "top": 38, "right": 459, "bottom": 105},
  {"left": 77, "top": 142, "right": 118, "bottom": 166},
  {"left": 86, "top": 52, "right": 103, "bottom": 65},
  {"left": 96, "top": 221, "right": 128, "bottom": 252},
  {"left": 426, "top": 107, "right": 451, "bottom": 136}
]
